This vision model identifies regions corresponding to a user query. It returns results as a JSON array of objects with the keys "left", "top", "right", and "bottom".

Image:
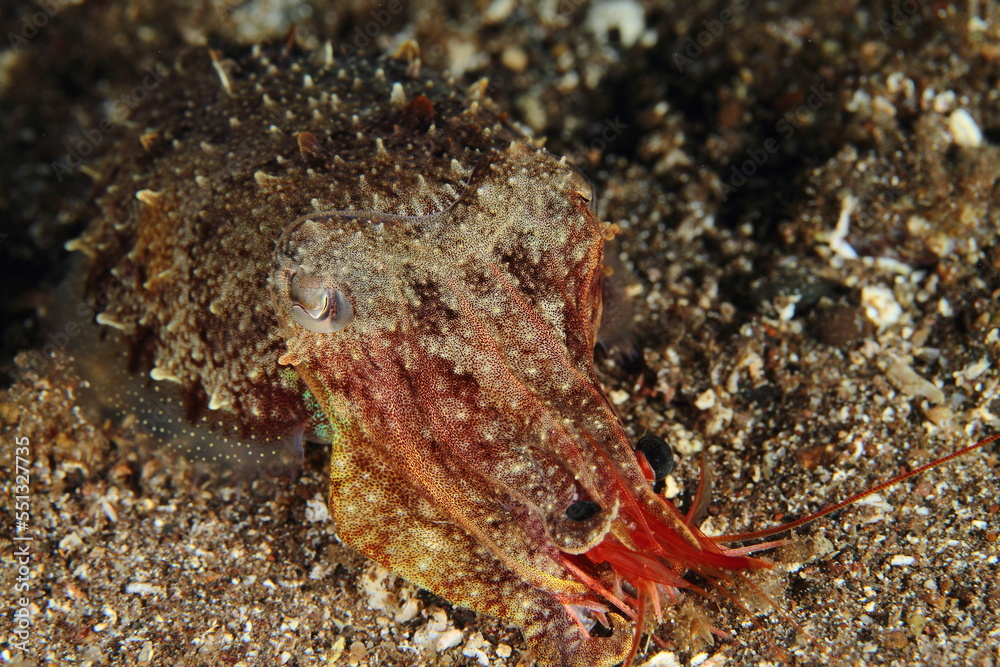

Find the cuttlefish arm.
[{"left": 270, "top": 142, "right": 705, "bottom": 666}]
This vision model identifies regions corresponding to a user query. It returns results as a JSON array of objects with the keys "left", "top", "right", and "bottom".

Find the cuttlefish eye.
[
  {"left": 568, "top": 164, "right": 597, "bottom": 213},
  {"left": 288, "top": 271, "right": 354, "bottom": 333}
]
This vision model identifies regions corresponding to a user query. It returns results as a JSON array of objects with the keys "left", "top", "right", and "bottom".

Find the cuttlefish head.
[{"left": 270, "top": 142, "right": 764, "bottom": 666}]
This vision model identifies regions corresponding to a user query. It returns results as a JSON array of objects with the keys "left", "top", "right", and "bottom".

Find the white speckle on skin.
[
  {"left": 390, "top": 81, "right": 406, "bottom": 107},
  {"left": 95, "top": 312, "right": 128, "bottom": 330},
  {"left": 206, "top": 389, "right": 229, "bottom": 411},
  {"left": 135, "top": 189, "right": 163, "bottom": 206}
]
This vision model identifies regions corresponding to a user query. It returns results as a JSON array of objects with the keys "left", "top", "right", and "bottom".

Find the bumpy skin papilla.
[{"left": 73, "top": 45, "right": 516, "bottom": 464}]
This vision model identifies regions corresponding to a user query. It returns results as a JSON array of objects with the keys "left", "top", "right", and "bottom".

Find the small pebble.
[
  {"left": 808, "top": 303, "right": 871, "bottom": 347},
  {"left": 861, "top": 285, "right": 902, "bottom": 329},
  {"left": 694, "top": 389, "right": 716, "bottom": 410},
  {"left": 138, "top": 641, "right": 154, "bottom": 663},
  {"left": 947, "top": 108, "right": 983, "bottom": 148},
  {"left": 922, "top": 404, "right": 953, "bottom": 426},
  {"left": 347, "top": 641, "right": 367, "bottom": 665},
  {"left": 886, "top": 360, "right": 945, "bottom": 405},
  {"left": 437, "top": 628, "right": 464, "bottom": 651},
  {"left": 326, "top": 636, "right": 345, "bottom": 664},
  {"left": 501, "top": 46, "right": 528, "bottom": 73},
  {"left": 609, "top": 389, "right": 630, "bottom": 405}
]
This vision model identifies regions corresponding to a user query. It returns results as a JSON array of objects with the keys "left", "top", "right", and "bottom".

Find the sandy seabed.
[{"left": 1, "top": 1, "right": 999, "bottom": 666}]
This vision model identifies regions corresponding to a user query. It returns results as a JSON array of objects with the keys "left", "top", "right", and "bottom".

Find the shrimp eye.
[
  {"left": 636, "top": 435, "right": 674, "bottom": 481},
  {"left": 288, "top": 272, "right": 353, "bottom": 333},
  {"left": 565, "top": 500, "right": 602, "bottom": 522}
]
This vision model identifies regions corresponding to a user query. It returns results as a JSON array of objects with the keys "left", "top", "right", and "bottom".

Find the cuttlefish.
[{"left": 65, "top": 43, "right": 775, "bottom": 666}]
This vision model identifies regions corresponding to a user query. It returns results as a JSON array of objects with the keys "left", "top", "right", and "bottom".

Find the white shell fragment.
[
  {"left": 947, "top": 109, "right": 983, "bottom": 148},
  {"left": 886, "top": 359, "right": 945, "bottom": 405}
]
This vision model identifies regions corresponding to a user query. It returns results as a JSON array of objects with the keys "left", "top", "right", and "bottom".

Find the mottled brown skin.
[
  {"left": 73, "top": 44, "right": 516, "bottom": 460},
  {"left": 71, "top": 43, "right": 762, "bottom": 667}
]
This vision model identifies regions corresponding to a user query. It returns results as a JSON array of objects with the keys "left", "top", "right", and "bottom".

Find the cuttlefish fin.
[{"left": 47, "top": 261, "right": 304, "bottom": 480}]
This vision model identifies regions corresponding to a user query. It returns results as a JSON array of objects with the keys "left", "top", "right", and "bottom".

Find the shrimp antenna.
[{"left": 712, "top": 433, "right": 999, "bottom": 544}]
